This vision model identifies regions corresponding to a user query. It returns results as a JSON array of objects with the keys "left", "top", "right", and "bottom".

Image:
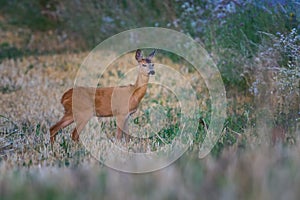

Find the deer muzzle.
[{"left": 149, "top": 70, "right": 155, "bottom": 75}]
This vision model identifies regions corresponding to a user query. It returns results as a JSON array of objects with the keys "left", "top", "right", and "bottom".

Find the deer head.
[{"left": 135, "top": 49, "right": 156, "bottom": 76}]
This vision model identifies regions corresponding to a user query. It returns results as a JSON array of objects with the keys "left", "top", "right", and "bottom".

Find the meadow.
[{"left": 0, "top": 0, "right": 299, "bottom": 199}]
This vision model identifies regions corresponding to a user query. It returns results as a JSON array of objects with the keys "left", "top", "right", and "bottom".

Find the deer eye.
[{"left": 142, "top": 64, "right": 147, "bottom": 67}]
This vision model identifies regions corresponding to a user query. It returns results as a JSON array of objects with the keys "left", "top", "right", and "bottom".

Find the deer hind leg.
[
  {"left": 71, "top": 114, "right": 91, "bottom": 142},
  {"left": 50, "top": 113, "right": 74, "bottom": 143}
]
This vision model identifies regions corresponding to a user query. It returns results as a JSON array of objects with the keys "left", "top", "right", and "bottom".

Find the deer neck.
[{"left": 133, "top": 72, "right": 149, "bottom": 100}]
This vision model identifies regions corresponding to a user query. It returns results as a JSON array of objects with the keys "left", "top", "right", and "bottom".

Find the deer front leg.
[
  {"left": 116, "top": 115, "right": 127, "bottom": 140},
  {"left": 116, "top": 114, "right": 130, "bottom": 142},
  {"left": 116, "top": 115, "right": 124, "bottom": 140},
  {"left": 123, "top": 116, "right": 130, "bottom": 142}
]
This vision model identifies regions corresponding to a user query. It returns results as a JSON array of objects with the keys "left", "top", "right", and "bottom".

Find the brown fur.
[{"left": 49, "top": 49, "right": 156, "bottom": 143}]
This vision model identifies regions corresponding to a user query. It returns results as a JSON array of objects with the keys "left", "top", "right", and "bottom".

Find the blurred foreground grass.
[{"left": 0, "top": 0, "right": 299, "bottom": 199}]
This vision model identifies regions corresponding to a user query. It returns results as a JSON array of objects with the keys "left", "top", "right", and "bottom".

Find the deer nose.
[{"left": 149, "top": 70, "right": 155, "bottom": 75}]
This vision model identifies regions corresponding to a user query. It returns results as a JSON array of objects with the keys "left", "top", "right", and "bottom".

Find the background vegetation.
[{"left": 0, "top": 0, "right": 299, "bottom": 199}]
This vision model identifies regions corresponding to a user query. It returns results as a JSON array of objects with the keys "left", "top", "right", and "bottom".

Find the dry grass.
[
  {"left": 0, "top": 1, "right": 299, "bottom": 199},
  {"left": 0, "top": 50, "right": 299, "bottom": 199}
]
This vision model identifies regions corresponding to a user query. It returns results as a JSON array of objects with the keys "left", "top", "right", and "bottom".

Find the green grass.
[
  {"left": 0, "top": 0, "right": 60, "bottom": 31},
  {"left": 0, "top": 43, "right": 24, "bottom": 62}
]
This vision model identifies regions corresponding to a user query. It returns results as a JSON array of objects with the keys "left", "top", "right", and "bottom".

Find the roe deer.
[{"left": 50, "top": 49, "right": 156, "bottom": 143}]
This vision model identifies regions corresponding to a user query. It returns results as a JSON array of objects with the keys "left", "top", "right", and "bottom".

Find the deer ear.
[
  {"left": 135, "top": 49, "right": 143, "bottom": 61},
  {"left": 147, "top": 49, "right": 156, "bottom": 60}
]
